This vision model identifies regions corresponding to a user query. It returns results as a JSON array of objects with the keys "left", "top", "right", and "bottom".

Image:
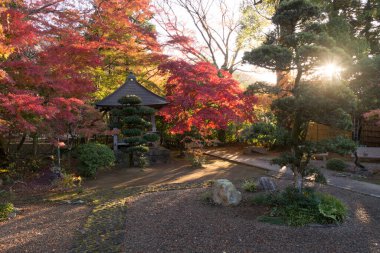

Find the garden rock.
[
  {"left": 72, "top": 200, "right": 85, "bottom": 205},
  {"left": 257, "top": 177, "right": 277, "bottom": 192},
  {"left": 8, "top": 212, "right": 17, "bottom": 219},
  {"left": 212, "top": 179, "right": 241, "bottom": 206}
]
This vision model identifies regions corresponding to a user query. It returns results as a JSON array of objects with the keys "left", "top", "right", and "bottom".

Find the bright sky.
[{"left": 152, "top": 0, "right": 277, "bottom": 85}]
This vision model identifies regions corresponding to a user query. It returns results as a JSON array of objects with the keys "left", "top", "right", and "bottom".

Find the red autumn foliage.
[
  {"left": 159, "top": 61, "right": 257, "bottom": 136},
  {"left": 88, "top": 0, "right": 164, "bottom": 81},
  {"left": 0, "top": 1, "right": 163, "bottom": 157}
]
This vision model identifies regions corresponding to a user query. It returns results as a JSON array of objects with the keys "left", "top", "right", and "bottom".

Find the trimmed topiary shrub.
[
  {"left": 76, "top": 143, "right": 115, "bottom": 178},
  {"left": 326, "top": 158, "right": 347, "bottom": 171},
  {"left": 0, "top": 202, "right": 14, "bottom": 220},
  {"left": 110, "top": 95, "right": 158, "bottom": 167}
]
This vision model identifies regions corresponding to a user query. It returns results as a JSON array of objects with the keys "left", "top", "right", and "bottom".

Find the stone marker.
[
  {"left": 212, "top": 179, "right": 242, "bottom": 206},
  {"left": 257, "top": 177, "right": 277, "bottom": 192}
]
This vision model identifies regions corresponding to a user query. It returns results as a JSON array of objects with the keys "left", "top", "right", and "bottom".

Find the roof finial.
[{"left": 127, "top": 71, "right": 136, "bottom": 82}]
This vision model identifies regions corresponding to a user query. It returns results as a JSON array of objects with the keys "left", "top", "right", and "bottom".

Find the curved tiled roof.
[{"left": 96, "top": 73, "right": 168, "bottom": 109}]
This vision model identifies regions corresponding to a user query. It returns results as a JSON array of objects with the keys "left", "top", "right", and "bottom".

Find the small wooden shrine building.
[
  {"left": 96, "top": 72, "right": 168, "bottom": 133},
  {"left": 96, "top": 72, "right": 168, "bottom": 151}
]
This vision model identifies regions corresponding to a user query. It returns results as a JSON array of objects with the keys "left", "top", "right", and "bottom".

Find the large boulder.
[
  {"left": 256, "top": 177, "right": 277, "bottom": 192},
  {"left": 212, "top": 179, "right": 242, "bottom": 206}
]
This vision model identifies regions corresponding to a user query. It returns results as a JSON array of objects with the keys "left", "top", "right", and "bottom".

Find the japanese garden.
[{"left": 0, "top": 0, "right": 380, "bottom": 252}]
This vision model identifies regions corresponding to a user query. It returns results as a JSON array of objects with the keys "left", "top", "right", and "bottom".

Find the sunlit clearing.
[
  {"left": 255, "top": 71, "right": 277, "bottom": 84},
  {"left": 316, "top": 63, "right": 344, "bottom": 80},
  {"left": 355, "top": 206, "right": 370, "bottom": 224}
]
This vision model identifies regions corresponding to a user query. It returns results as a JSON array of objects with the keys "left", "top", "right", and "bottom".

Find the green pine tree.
[
  {"left": 111, "top": 95, "right": 159, "bottom": 167},
  {"left": 243, "top": 0, "right": 357, "bottom": 191}
]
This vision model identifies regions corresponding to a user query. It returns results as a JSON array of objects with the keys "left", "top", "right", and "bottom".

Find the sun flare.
[{"left": 316, "top": 63, "right": 344, "bottom": 79}]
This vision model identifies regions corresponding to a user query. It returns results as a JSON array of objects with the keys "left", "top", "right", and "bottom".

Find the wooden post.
[
  {"left": 113, "top": 128, "right": 118, "bottom": 151},
  {"left": 151, "top": 114, "right": 157, "bottom": 132},
  {"left": 57, "top": 138, "right": 61, "bottom": 168}
]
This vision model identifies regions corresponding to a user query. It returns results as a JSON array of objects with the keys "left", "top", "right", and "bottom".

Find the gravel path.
[
  {"left": 124, "top": 186, "right": 380, "bottom": 253},
  {"left": 0, "top": 203, "right": 91, "bottom": 253}
]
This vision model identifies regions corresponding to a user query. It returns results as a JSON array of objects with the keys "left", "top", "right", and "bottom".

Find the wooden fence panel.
[
  {"left": 361, "top": 121, "right": 380, "bottom": 147},
  {"left": 306, "top": 122, "right": 351, "bottom": 142}
]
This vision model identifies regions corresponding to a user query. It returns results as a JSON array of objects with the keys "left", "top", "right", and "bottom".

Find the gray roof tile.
[{"left": 96, "top": 73, "right": 168, "bottom": 108}]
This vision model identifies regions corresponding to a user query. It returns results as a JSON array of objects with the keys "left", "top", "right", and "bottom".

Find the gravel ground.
[
  {"left": 0, "top": 203, "right": 91, "bottom": 253},
  {"left": 123, "top": 186, "right": 380, "bottom": 253}
]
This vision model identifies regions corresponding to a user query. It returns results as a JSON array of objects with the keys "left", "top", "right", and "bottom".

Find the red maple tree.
[
  {"left": 0, "top": 0, "right": 100, "bottom": 155},
  {"left": 159, "top": 60, "right": 256, "bottom": 136}
]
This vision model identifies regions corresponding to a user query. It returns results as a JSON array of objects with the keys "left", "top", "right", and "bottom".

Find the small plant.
[
  {"left": 0, "top": 202, "right": 14, "bottom": 220},
  {"left": 304, "top": 166, "right": 327, "bottom": 184},
  {"left": 200, "top": 191, "right": 213, "bottom": 204},
  {"left": 252, "top": 187, "right": 347, "bottom": 226},
  {"left": 326, "top": 158, "right": 347, "bottom": 172},
  {"left": 76, "top": 143, "right": 116, "bottom": 178},
  {"left": 242, "top": 179, "right": 257, "bottom": 192},
  {"left": 317, "top": 193, "right": 347, "bottom": 223},
  {"left": 185, "top": 149, "right": 206, "bottom": 168},
  {"left": 136, "top": 155, "right": 150, "bottom": 168},
  {"left": 54, "top": 173, "right": 82, "bottom": 189},
  {"left": 203, "top": 180, "right": 214, "bottom": 187},
  {"left": 181, "top": 136, "right": 207, "bottom": 168}
]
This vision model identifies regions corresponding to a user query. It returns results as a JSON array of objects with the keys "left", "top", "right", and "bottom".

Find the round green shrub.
[
  {"left": 123, "top": 129, "right": 142, "bottom": 136},
  {"left": 76, "top": 143, "right": 116, "bottom": 178},
  {"left": 118, "top": 95, "right": 142, "bottom": 105},
  {"left": 122, "top": 107, "right": 138, "bottom": 115},
  {"left": 326, "top": 158, "right": 347, "bottom": 171},
  {"left": 138, "top": 106, "right": 155, "bottom": 115},
  {"left": 240, "top": 122, "right": 290, "bottom": 149},
  {"left": 123, "top": 115, "right": 146, "bottom": 125},
  {"left": 124, "top": 136, "right": 146, "bottom": 145},
  {"left": 0, "top": 202, "right": 14, "bottom": 220}
]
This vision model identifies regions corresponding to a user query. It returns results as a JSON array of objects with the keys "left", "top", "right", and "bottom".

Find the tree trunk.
[
  {"left": 129, "top": 152, "right": 134, "bottom": 167},
  {"left": 32, "top": 134, "right": 38, "bottom": 157},
  {"left": 16, "top": 133, "right": 27, "bottom": 152},
  {"left": 0, "top": 135, "right": 8, "bottom": 160},
  {"left": 217, "top": 129, "right": 226, "bottom": 143}
]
